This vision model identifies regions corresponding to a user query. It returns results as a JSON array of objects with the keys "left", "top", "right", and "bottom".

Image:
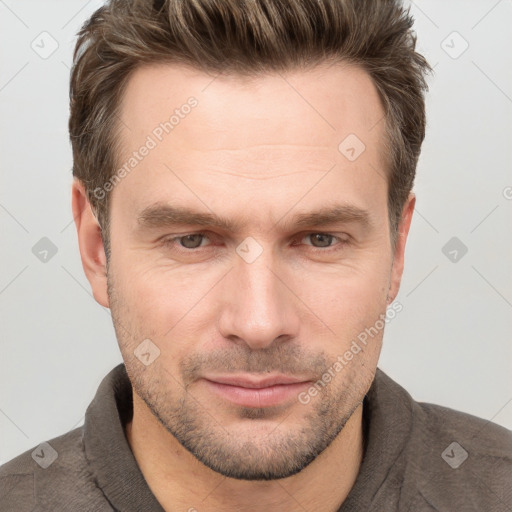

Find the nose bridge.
[{"left": 218, "top": 243, "right": 298, "bottom": 349}]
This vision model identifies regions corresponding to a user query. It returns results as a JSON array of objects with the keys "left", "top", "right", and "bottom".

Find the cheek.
[
  {"left": 114, "top": 260, "right": 221, "bottom": 342},
  {"left": 306, "top": 262, "right": 390, "bottom": 310},
  {"left": 296, "top": 263, "right": 390, "bottom": 348}
]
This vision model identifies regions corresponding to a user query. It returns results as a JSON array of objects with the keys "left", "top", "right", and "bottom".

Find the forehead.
[
  {"left": 112, "top": 61, "right": 388, "bottom": 227},
  {"left": 118, "top": 61, "right": 385, "bottom": 148}
]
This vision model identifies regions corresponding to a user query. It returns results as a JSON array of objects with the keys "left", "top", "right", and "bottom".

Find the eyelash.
[{"left": 160, "top": 232, "right": 350, "bottom": 253}]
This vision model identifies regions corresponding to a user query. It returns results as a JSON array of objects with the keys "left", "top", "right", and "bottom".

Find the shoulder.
[
  {"left": 405, "top": 399, "right": 512, "bottom": 510},
  {"left": 0, "top": 427, "right": 111, "bottom": 511},
  {"left": 369, "top": 369, "right": 512, "bottom": 510},
  {"left": 417, "top": 399, "right": 512, "bottom": 456}
]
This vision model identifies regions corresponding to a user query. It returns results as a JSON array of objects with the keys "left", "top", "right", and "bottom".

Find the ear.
[
  {"left": 72, "top": 179, "right": 109, "bottom": 308},
  {"left": 387, "top": 193, "right": 415, "bottom": 305}
]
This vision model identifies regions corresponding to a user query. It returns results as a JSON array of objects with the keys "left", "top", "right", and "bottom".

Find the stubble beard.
[{"left": 108, "top": 273, "right": 373, "bottom": 481}]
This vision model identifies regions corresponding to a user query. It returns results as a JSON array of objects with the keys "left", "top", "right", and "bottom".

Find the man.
[{"left": 1, "top": 0, "right": 511, "bottom": 510}]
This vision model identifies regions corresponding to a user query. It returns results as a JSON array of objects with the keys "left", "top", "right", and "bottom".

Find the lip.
[{"left": 202, "top": 374, "right": 311, "bottom": 408}]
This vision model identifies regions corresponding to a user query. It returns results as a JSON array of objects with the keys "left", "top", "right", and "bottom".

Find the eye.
[
  {"left": 162, "top": 233, "right": 210, "bottom": 250},
  {"left": 179, "top": 234, "right": 207, "bottom": 249},
  {"left": 299, "top": 232, "right": 348, "bottom": 249},
  {"left": 305, "top": 233, "right": 337, "bottom": 248}
]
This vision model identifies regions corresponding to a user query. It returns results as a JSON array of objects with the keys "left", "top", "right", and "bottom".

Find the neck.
[{"left": 126, "top": 392, "right": 364, "bottom": 512}]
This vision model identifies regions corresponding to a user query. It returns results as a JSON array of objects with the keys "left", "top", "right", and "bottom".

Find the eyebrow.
[{"left": 137, "top": 202, "right": 372, "bottom": 232}]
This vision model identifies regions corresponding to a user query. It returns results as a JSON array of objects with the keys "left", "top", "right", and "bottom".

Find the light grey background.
[{"left": 1, "top": 0, "right": 511, "bottom": 465}]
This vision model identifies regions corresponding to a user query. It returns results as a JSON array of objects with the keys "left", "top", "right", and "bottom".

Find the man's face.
[{"left": 103, "top": 62, "right": 406, "bottom": 480}]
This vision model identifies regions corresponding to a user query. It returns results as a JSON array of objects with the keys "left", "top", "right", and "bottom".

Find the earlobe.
[
  {"left": 386, "top": 193, "right": 416, "bottom": 305},
  {"left": 71, "top": 179, "right": 110, "bottom": 308}
]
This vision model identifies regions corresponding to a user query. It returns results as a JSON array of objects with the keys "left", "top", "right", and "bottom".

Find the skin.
[{"left": 73, "top": 61, "right": 415, "bottom": 511}]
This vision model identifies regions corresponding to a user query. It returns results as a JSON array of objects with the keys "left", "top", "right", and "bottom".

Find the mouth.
[{"left": 201, "top": 374, "right": 312, "bottom": 408}]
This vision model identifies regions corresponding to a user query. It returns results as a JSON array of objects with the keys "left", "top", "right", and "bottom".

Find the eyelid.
[
  {"left": 296, "top": 232, "right": 350, "bottom": 249},
  {"left": 161, "top": 232, "right": 212, "bottom": 249}
]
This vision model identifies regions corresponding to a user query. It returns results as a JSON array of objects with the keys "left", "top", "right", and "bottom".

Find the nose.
[{"left": 218, "top": 247, "right": 300, "bottom": 351}]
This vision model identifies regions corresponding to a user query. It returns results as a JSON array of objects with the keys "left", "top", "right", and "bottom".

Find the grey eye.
[
  {"left": 308, "top": 233, "right": 334, "bottom": 248},
  {"left": 179, "top": 234, "right": 205, "bottom": 249}
]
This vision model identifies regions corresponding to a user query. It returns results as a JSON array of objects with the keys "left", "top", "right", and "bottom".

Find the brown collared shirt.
[{"left": 1, "top": 364, "right": 511, "bottom": 511}]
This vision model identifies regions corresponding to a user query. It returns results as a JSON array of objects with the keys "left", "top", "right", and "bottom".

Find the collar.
[
  {"left": 83, "top": 364, "right": 165, "bottom": 511},
  {"left": 338, "top": 368, "right": 414, "bottom": 511}
]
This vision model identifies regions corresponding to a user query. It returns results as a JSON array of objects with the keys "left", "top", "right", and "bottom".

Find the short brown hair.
[{"left": 69, "top": 0, "right": 432, "bottom": 255}]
